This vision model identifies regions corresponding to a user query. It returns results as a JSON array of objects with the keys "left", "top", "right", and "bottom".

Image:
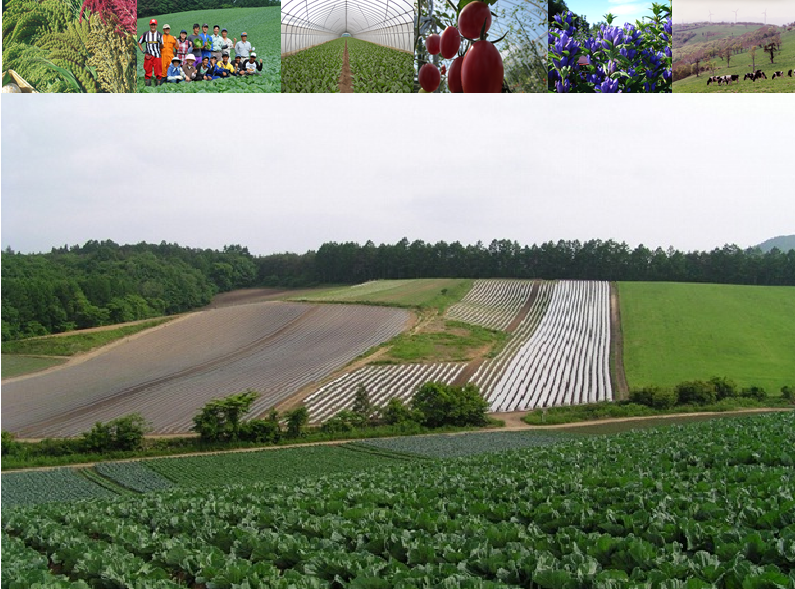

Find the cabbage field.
[
  {"left": 3, "top": 412, "right": 794, "bottom": 587},
  {"left": 282, "top": 38, "right": 413, "bottom": 92},
  {"left": 136, "top": 7, "right": 280, "bottom": 93}
]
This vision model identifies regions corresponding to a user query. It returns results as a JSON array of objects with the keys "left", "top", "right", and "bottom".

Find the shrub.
[
  {"left": 782, "top": 386, "right": 794, "bottom": 402},
  {"left": 741, "top": 386, "right": 767, "bottom": 401},
  {"left": 284, "top": 406, "right": 309, "bottom": 438},
  {"left": 675, "top": 380, "right": 717, "bottom": 405},
  {"left": 81, "top": 413, "right": 149, "bottom": 452},
  {"left": 321, "top": 410, "right": 368, "bottom": 434},
  {"left": 2, "top": 431, "right": 22, "bottom": 457},
  {"left": 239, "top": 419, "right": 281, "bottom": 443},
  {"left": 382, "top": 397, "right": 422, "bottom": 425},
  {"left": 710, "top": 376, "right": 738, "bottom": 400},
  {"left": 191, "top": 390, "right": 259, "bottom": 443},
  {"left": 411, "top": 382, "right": 489, "bottom": 428}
]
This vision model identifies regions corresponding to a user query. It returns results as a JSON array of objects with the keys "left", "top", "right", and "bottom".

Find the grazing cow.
[
  {"left": 756, "top": 70, "right": 767, "bottom": 79},
  {"left": 744, "top": 72, "right": 755, "bottom": 81},
  {"left": 718, "top": 75, "right": 733, "bottom": 85},
  {"left": 789, "top": 69, "right": 793, "bottom": 77},
  {"left": 707, "top": 75, "right": 718, "bottom": 85},
  {"left": 731, "top": 74, "right": 739, "bottom": 82},
  {"left": 772, "top": 71, "right": 784, "bottom": 78}
]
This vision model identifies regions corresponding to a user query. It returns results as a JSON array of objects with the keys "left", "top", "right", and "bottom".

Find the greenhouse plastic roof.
[{"left": 282, "top": 0, "right": 415, "bottom": 37}]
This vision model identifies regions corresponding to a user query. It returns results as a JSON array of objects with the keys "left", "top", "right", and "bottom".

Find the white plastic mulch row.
[
  {"left": 445, "top": 279, "right": 536, "bottom": 330},
  {"left": 304, "top": 363, "right": 465, "bottom": 422},
  {"left": 477, "top": 281, "right": 612, "bottom": 412}
]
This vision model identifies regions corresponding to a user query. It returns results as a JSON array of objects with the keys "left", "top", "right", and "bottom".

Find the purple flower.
[{"left": 596, "top": 78, "right": 621, "bottom": 93}]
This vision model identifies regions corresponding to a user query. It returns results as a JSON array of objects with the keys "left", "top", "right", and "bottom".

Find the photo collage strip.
[{"left": 2, "top": 0, "right": 794, "bottom": 93}]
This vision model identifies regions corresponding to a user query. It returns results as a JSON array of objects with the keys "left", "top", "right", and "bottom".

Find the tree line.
[
  {"left": 3, "top": 238, "right": 793, "bottom": 341},
  {"left": 137, "top": 0, "right": 280, "bottom": 18}
]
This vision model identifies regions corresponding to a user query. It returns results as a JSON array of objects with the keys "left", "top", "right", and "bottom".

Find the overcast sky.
[
  {"left": 673, "top": 0, "right": 793, "bottom": 25},
  {"left": 1, "top": 94, "right": 793, "bottom": 257}
]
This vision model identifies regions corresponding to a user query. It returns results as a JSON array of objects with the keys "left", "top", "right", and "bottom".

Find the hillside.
[
  {"left": 620, "top": 282, "right": 795, "bottom": 392},
  {"left": 756, "top": 235, "right": 795, "bottom": 253},
  {"left": 673, "top": 22, "right": 763, "bottom": 48},
  {"left": 673, "top": 25, "right": 795, "bottom": 92}
]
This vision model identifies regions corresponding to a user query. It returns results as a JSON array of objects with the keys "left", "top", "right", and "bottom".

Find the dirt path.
[
  {"left": 339, "top": 40, "right": 353, "bottom": 92},
  {"left": 8, "top": 408, "right": 790, "bottom": 474},
  {"left": 610, "top": 282, "right": 629, "bottom": 399},
  {"left": 505, "top": 280, "right": 539, "bottom": 333}
]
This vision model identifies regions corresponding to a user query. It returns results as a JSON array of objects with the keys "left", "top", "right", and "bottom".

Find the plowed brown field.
[{"left": 2, "top": 302, "right": 409, "bottom": 437}]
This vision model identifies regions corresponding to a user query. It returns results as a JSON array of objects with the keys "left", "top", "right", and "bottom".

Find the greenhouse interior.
[{"left": 281, "top": 0, "right": 415, "bottom": 54}]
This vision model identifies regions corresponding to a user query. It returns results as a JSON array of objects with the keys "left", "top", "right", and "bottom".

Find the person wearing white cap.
[
  {"left": 243, "top": 52, "right": 263, "bottom": 75},
  {"left": 138, "top": 18, "right": 164, "bottom": 86},
  {"left": 235, "top": 32, "right": 252, "bottom": 59},
  {"left": 166, "top": 56, "right": 185, "bottom": 83},
  {"left": 160, "top": 24, "right": 178, "bottom": 84},
  {"left": 182, "top": 54, "right": 198, "bottom": 82}
]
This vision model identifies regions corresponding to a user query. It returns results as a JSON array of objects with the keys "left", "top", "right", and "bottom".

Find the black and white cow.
[
  {"left": 772, "top": 71, "right": 784, "bottom": 78},
  {"left": 789, "top": 69, "right": 793, "bottom": 77},
  {"left": 707, "top": 76, "right": 718, "bottom": 85}
]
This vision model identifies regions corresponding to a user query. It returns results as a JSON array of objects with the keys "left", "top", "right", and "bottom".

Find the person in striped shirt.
[{"left": 138, "top": 18, "right": 164, "bottom": 86}]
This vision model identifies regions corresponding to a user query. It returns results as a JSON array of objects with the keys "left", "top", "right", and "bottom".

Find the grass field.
[
  {"left": 619, "top": 282, "right": 795, "bottom": 391},
  {"left": 1, "top": 356, "right": 66, "bottom": 379},
  {"left": 674, "top": 23, "right": 758, "bottom": 48},
  {"left": 1, "top": 318, "right": 172, "bottom": 359},
  {"left": 377, "top": 320, "right": 507, "bottom": 363},
  {"left": 289, "top": 279, "right": 473, "bottom": 310},
  {"left": 674, "top": 26, "right": 795, "bottom": 92},
  {"left": 136, "top": 7, "right": 279, "bottom": 93}
]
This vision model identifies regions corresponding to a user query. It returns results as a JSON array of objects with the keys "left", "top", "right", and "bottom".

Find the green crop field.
[
  {"left": 1, "top": 355, "right": 65, "bottom": 379},
  {"left": 674, "top": 26, "right": 795, "bottom": 92},
  {"left": 136, "top": 7, "right": 279, "bottom": 93},
  {"left": 289, "top": 279, "right": 473, "bottom": 309},
  {"left": 619, "top": 282, "right": 795, "bottom": 391},
  {"left": 3, "top": 413, "right": 793, "bottom": 587}
]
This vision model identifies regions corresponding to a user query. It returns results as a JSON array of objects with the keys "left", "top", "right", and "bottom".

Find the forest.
[
  {"left": 136, "top": 0, "right": 280, "bottom": 18},
  {"left": 2, "top": 238, "right": 793, "bottom": 341}
]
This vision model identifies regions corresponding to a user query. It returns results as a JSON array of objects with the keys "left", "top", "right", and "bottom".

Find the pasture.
[
  {"left": 674, "top": 27, "right": 795, "bottom": 92},
  {"left": 674, "top": 23, "right": 760, "bottom": 48},
  {"left": 1, "top": 355, "right": 65, "bottom": 379},
  {"left": 2, "top": 302, "right": 409, "bottom": 437},
  {"left": 136, "top": 7, "right": 280, "bottom": 93},
  {"left": 289, "top": 279, "right": 473, "bottom": 309},
  {"left": 619, "top": 282, "right": 795, "bottom": 392}
]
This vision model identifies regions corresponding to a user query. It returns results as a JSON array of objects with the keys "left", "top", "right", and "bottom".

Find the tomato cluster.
[{"left": 418, "top": 1, "right": 503, "bottom": 93}]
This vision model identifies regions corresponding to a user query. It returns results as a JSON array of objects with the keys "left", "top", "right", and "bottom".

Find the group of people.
[{"left": 138, "top": 19, "right": 263, "bottom": 86}]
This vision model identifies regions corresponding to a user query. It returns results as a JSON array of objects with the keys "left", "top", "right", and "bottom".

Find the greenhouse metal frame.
[{"left": 282, "top": 0, "right": 415, "bottom": 54}]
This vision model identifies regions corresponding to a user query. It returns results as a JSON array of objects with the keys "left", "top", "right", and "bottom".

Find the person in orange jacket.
[{"left": 160, "top": 24, "right": 178, "bottom": 83}]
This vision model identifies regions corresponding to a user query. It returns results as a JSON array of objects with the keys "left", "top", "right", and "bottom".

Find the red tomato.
[
  {"left": 418, "top": 63, "right": 441, "bottom": 92},
  {"left": 460, "top": 40, "right": 502, "bottom": 92},
  {"left": 440, "top": 26, "right": 461, "bottom": 59},
  {"left": 458, "top": 1, "right": 492, "bottom": 39},
  {"left": 425, "top": 34, "right": 441, "bottom": 55},
  {"left": 447, "top": 56, "right": 464, "bottom": 93}
]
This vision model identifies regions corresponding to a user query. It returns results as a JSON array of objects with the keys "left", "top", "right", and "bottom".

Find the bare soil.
[
  {"left": 505, "top": 280, "right": 539, "bottom": 333},
  {"left": 610, "top": 282, "right": 629, "bottom": 399},
  {"left": 339, "top": 41, "right": 353, "bottom": 93}
]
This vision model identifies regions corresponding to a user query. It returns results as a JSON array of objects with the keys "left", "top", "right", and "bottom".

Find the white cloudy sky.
[
  {"left": 1, "top": 94, "right": 793, "bottom": 256},
  {"left": 673, "top": 0, "right": 794, "bottom": 26}
]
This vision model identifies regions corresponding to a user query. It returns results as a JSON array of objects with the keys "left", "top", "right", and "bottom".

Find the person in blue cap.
[{"left": 198, "top": 23, "right": 213, "bottom": 63}]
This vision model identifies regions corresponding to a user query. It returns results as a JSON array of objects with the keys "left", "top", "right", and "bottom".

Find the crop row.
[
  {"left": 4, "top": 413, "right": 793, "bottom": 587},
  {"left": 476, "top": 281, "right": 613, "bottom": 411},
  {"left": 345, "top": 38, "right": 414, "bottom": 93},
  {"left": 5, "top": 303, "right": 409, "bottom": 437},
  {"left": 304, "top": 363, "right": 465, "bottom": 422},
  {"left": 445, "top": 280, "right": 537, "bottom": 330},
  {"left": 281, "top": 38, "right": 346, "bottom": 92},
  {"left": 1, "top": 468, "right": 116, "bottom": 508}
]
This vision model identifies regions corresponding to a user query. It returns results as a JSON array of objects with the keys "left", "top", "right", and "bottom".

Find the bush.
[
  {"left": 81, "top": 414, "right": 149, "bottom": 452},
  {"left": 675, "top": 380, "right": 717, "bottom": 405},
  {"left": 191, "top": 390, "right": 259, "bottom": 443},
  {"left": 710, "top": 376, "right": 738, "bottom": 400},
  {"left": 741, "top": 386, "right": 767, "bottom": 401},
  {"left": 321, "top": 410, "right": 367, "bottom": 434},
  {"left": 382, "top": 397, "right": 422, "bottom": 425},
  {"left": 284, "top": 406, "right": 309, "bottom": 438},
  {"left": 238, "top": 419, "right": 281, "bottom": 443},
  {"left": 2, "top": 431, "right": 22, "bottom": 457},
  {"left": 411, "top": 382, "right": 489, "bottom": 428},
  {"left": 782, "top": 386, "right": 794, "bottom": 402}
]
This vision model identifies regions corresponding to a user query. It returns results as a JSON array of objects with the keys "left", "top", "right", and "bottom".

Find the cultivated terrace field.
[
  {"left": 619, "top": 282, "right": 795, "bottom": 392},
  {"left": 2, "top": 302, "right": 409, "bottom": 437},
  {"left": 3, "top": 413, "right": 794, "bottom": 587}
]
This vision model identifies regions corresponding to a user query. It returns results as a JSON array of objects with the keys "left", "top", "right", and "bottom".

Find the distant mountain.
[{"left": 755, "top": 235, "right": 795, "bottom": 253}]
